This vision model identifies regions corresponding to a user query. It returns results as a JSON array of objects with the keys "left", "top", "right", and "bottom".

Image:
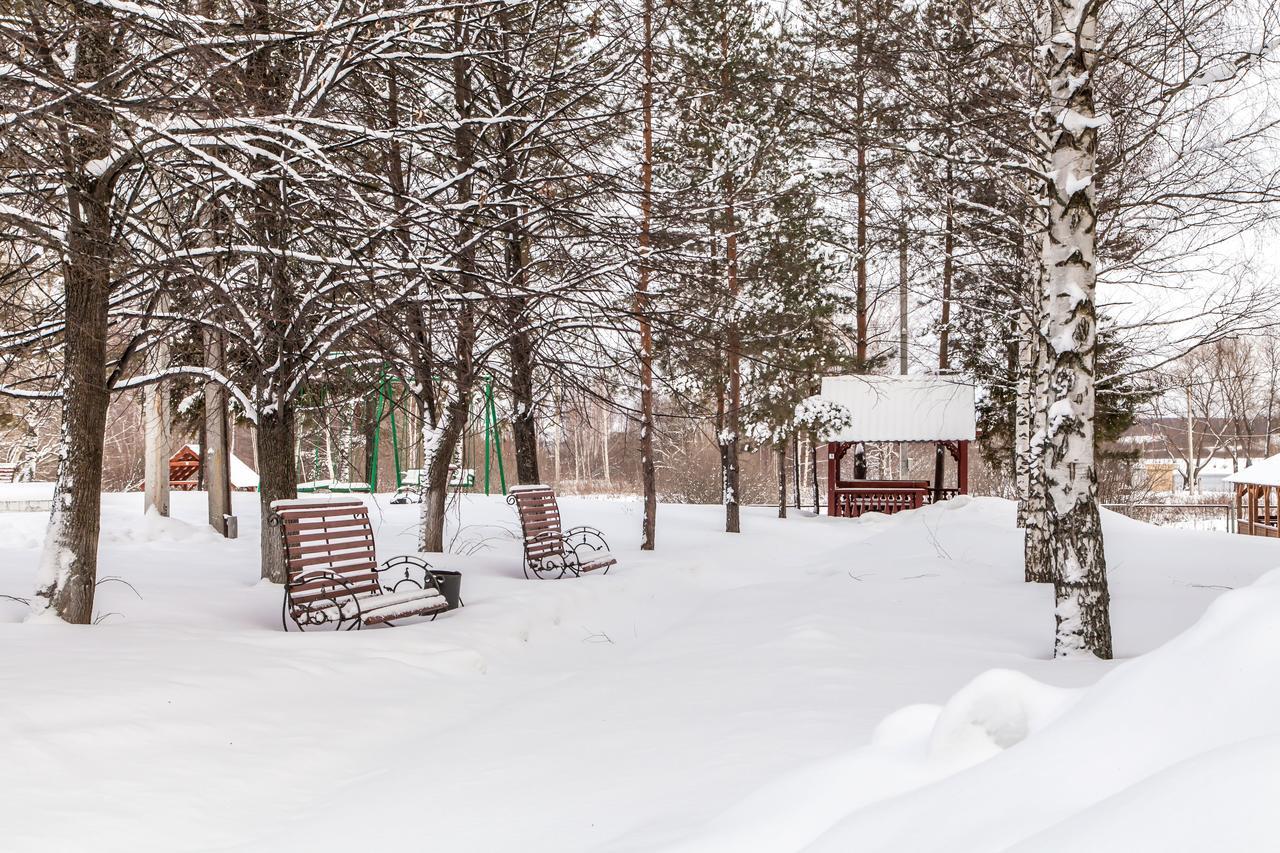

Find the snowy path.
[{"left": 1, "top": 494, "right": 1276, "bottom": 851}]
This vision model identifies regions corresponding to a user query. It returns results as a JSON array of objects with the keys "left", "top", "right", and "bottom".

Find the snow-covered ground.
[{"left": 1, "top": 492, "right": 1277, "bottom": 852}]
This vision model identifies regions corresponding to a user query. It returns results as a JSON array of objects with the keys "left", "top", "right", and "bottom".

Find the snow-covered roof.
[
  {"left": 817, "top": 375, "right": 976, "bottom": 442},
  {"left": 1225, "top": 453, "right": 1280, "bottom": 487},
  {"left": 181, "top": 444, "right": 260, "bottom": 489}
]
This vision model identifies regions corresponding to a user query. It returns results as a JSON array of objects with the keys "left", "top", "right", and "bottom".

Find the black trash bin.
[{"left": 430, "top": 569, "right": 464, "bottom": 611}]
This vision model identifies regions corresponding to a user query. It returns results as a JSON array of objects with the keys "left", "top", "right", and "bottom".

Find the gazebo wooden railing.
[
  {"left": 1235, "top": 482, "right": 1280, "bottom": 538},
  {"left": 826, "top": 442, "right": 968, "bottom": 519}
]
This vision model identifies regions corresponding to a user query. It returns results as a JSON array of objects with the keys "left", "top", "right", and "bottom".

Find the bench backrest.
[
  {"left": 509, "top": 486, "right": 565, "bottom": 560},
  {"left": 273, "top": 498, "right": 381, "bottom": 608},
  {"left": 0, "top": 462, "right": 18, "bottom": 483}
]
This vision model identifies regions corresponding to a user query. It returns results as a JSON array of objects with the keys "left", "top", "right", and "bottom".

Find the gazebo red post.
[
  {"left": 958, "top": 441, "right": 969, "bottom": 495},
  {"left": 826, "top": 443, "right": 838, "bottom": 516}
]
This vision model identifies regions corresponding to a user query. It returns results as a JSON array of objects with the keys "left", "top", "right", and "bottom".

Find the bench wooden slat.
[
  {"left": 289, "top": 538, "right": 374, "bottom": 557},
  {"left": 282, "top": 514, "right": 373, "bottom": 527}
]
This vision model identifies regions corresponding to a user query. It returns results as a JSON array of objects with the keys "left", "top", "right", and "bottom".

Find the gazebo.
[
  {"left": 818, "top": 375, "right": 976, "bottom": 518},
  {"left": 168, "top": 444, "right": 260, "bottom": 492},
  {"left": 1226, "top": 454, "right": 1280, "bottom": 538}
]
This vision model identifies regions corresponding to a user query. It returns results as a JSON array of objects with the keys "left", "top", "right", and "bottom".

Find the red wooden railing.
[{"left": 829, "top": 483, "right": 961, "bottom": 518}]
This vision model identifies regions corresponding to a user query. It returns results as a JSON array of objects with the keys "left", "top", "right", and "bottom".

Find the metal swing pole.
[{"left": 490, "top": 382, "right": 506, "bottom": 494}]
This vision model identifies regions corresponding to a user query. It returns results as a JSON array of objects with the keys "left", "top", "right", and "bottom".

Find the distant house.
[
  {"left": 1118, "top": 418, "right": 1271, "bottom": 494},
  {"left": 168, "top": 444, "right": 259, "bottom": 492}
]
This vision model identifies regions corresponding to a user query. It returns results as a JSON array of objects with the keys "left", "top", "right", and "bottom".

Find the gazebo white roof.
[
  {"left": 1225, "top": 453, "right": 1280, "bottom": 487},
  {"left": 819, "top": 375, "right": 976, "bottom": 443}
]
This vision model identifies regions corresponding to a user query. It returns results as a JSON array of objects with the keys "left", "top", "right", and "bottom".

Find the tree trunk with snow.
[
  {"left": 256, "top": 404, "right": 296, "bottom": 583},
  {"left": 33, "top": 5, "right": 118, "bottom": 624},
  {"left": 337, "top": 401, "right": 355, "bottom": 485},
  {"left": 637, "top": 0, "right": 658, "bottom": 549},
  {"left": 418, "top": 398, "right": 468, "bottom": 552},
  {"left": 777, "top": 442, "right": 788, "bottom": 518},
  {"left": 508, "top": 306, "right": 540, "bottom": 485},
  {"left": 143, "top": 299, "right": 172, "bottom": 518},
  {"left": 420, "top": 7, "right": 480, "bottom": 552},
  {"left": 204, "top": 328, "right": 232, "bottom": 536},
  {"left": 1037, "top": 0, "right": 1112, "bottom": 658},
  {"left": 1021, "top": 263, "right": 1053, "bottom": 583}
]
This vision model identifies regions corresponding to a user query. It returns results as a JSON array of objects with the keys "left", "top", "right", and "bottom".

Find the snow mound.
[
  {"left": 927, "top": 669, "right": 1077, "bottom": 760},
  {"left": 102, "top": 506, "right": 222, "bottom": 544},
  {"left": 802, "top": 566, "right": 1280, "bottom": 852}
]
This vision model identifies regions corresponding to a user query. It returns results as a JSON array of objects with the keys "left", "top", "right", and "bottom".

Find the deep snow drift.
[{"left": 0, "top": 492, "right": 1276, "bottom": 852}]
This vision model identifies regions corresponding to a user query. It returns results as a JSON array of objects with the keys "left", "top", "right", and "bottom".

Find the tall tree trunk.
[
  {"left": 420, "top": 5, "right": 479, "bottom": 551},
  {"left": 1020, "top": 212, "right": 1052, "bottom": 581},
  {"left": 1039, "top": 0, "right": 1112, "bottom": 658},
  {"left": 793, "top": 436, "right": 801, "bottom": 509},
  {"left": 256, "top": 404, "right": 296, "bottom": 584},
  {"left": 637, "top": 0, "right": 658, "bottom": 548},
  {"left": 509, "top": 302, "right": 540, "bottom": 485},
  {"left": 204, "top": 328, "right": 233, "bottom": 536},
  {"left": 245, "top": 0, "right": 298, "bottom": 579},
  {"left": 34, "top": 5, "right": 118, "bottom": 623},
  {"left": 601, "top": 397, "right": 611, "bottom": 487},
  {"left": 721, "top": 24, "right": 741, "bottom": 535},
  {"left": 777, "top": 442, "right": 788, "bottom": 518},
  {"left": 143, "top": 303, "right": 172, "bottom": 518}
]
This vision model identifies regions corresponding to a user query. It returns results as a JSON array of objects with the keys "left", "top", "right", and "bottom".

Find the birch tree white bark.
[{"left": 1037, "top": 0, "right": 1113, "bottom": 658}]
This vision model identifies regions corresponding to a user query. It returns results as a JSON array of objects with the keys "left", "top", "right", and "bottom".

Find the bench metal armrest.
[
  {"left": 375, "top": 555, "right": 445, "bottom": 596},
  {"left": 564, "top": 525, "right": 609, "bottom": 555}
]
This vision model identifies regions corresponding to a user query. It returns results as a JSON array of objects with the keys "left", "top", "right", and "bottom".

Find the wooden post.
[
  {"left": 958, "top": 440, "right": 969, "bottom": 495},
  {"left": 932, "top": 442, "right": 945, "bottom": 503},
  {"left": 204, "top": 328, "right": 233, "bottom": 537},
  {"left": 826, "top": 442, "right": 838, "bottom": 516}
]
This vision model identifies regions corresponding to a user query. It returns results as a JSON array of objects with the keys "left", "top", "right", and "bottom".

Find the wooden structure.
[
  {"left": 271, "top": 497, "right": 451, "bottom": 630},
  {"left": 1227, "top": 454, "right": 1280, "bottom": 539},
  {"left": 0, "top": 461, "right": 17, "bottom": 483},
  {"left": 168, "top": 444, "right": 258, "bottom": 492},
  {"left": 507, "top": 485, "right": 616, "bottom": 579},
  {"left": 818, "top": 375, "right": 976, "bottom": 518}
]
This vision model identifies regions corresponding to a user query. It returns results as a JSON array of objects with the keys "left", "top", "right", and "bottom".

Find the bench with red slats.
[
  {"left": 506, "top": 485, "right": 615, "bottom": 579},
  {"left": 272, "top": 497, "right": 449, "bottom": 630}
]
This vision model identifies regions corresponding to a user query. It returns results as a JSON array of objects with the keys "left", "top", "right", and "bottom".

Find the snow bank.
[
  {"left": 2, "top": 491, "right": 1278, "bottom": 851},
  {"left": 797, "top": 568, "right": 1280, "bottom": 852}
]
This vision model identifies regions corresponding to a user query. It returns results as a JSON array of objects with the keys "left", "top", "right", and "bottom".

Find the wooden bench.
[
  {"left": 0, "top": 462, "right": 18, "bottom": 483},
  {"left": 507, "top": 485, "right": 616, "bottom": 579},
  {"left": 271, "top": 497, "right": 450, "bottom": 631}
]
